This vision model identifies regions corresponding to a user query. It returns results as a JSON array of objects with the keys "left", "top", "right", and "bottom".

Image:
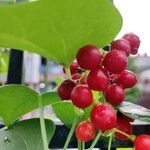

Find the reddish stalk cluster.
[{"left": 58, "top": 33, "right": 150, "bottom": 149}]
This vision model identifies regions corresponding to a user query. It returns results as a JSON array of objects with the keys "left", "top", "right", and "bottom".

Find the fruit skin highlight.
[
  {"left": 71, "top": 85, "right": 93, "bottom": 108},
  {"left": 75, "top": 121, "right": 96, "bottom": 142},
  {"left": 76, "top": 45, "right": 102, "bottom": 70},
  {"left": 134, "top": 134, "right": 150, "bottom": 150},
  {"left": 103, "top": 49, "right": 128, "bottom": 74},
  {"left": 90, "top": 103, "right": 117, "bottom": 132}
]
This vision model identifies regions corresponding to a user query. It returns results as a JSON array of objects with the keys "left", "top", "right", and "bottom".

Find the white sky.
[{"left": 114, "top": 0, "right": 150, "bottom": 55}]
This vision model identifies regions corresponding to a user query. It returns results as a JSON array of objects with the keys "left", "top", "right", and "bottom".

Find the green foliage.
[
  {"left": 118, "top": 102, "right": 150, "bottom": 122},
  {"left": 0, "top": 85, "right": 60, "bottom": 125},
  {"left": 0, "top": 0, "right": 122, "bottom": 66},
  {"left": 52, "top": 102, "right": 76, "bottom": 128},
  {"left": 0, "top": 119, "right": 55, "bottom": 150}
]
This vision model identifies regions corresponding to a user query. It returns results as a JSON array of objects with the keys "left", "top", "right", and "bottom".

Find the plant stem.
[
  {"left": 63, "top": 116, "right": 79, "bottom": 150},
  {"left": 78, "top": 140, "right": 82, "bottom": 150},
  {"left": 115, "top": 128, "right": 133, "bottom": 141},
  {"left": 44, "top": 59, "right": 49, "bottom": 92},
  {"left": 65, "top": 67, "right": 71, "bottom": 79},
  {"left": 108, "top": 133, "right": 113, "bottom": 150},
  {"left": 89, "top": 132, "right": 102, "bottom": 150},
  {"left": 39, "top": 96, "right": 49, "bottom": 150},
  {"left": 82, "top": 142, "right": 85, "bottom": 150}
]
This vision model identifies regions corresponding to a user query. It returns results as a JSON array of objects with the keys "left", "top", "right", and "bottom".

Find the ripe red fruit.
[
  {"left": 111, "top": 39, "right": 131, "bottom": 56},
  {"left": 123, "top": 33, "right": 140, "bottom": 55},
  {"left": 71, "top": 73, "right": 81, "bottom": 80},
  {"left": 70, "top": 59, "right": 80, "bottom": 75},
  {"left": 105, "top": 84, "right": 125, "bottom": 105},
  {"left": 134, "top": 134, "right": 150, "bottom": 150},
  {"left": 76, "top": 45, "right": 103, "bottom": 70},
  {"left": 58, "top": 80, "right": 76, "bottom": 100},
  {"left": 75, "top": 121, "right": 96, "bottom": 142},
  {"left": 71, "top": 85, "right": 93, "bottom": 108},
  {"left": 103, "top": 50, "right": 128, "bottom": 74},
  {"left": 115, "top": 115, "right": 133, "bottom": 140},
  {"left": 87, "top": 68, "right": 109, "bottom": 92},
  {"left": 90, "top": 103, "right": 117, "bottom": 131},
  {"left": 116, "top": 70, "right": 137, "bottom": 88}
]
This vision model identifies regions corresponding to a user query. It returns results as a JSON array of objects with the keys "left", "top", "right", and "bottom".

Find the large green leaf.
[
  {"left": 0, "top": 85, "right": 60, "bottom": 125},
  {"left": 0, "top": 0, "right": 122, "bottom": 66},
  {"left": 52, "top": 102, "right": 76, "bottom": 128},
  {"left": 118, "top": 102, "right": 150, "bottom": 122},
  {"left": 0, "top": 119, "right": 55, "bottom": 150}
]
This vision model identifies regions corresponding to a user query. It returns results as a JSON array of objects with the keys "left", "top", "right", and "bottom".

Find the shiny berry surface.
[
  {"left": 90, "top": 103, "right": 117, "bottom": 131},
  {"left": 111, "top": 39, "right": 131, "bottom": 56},
  {"left": 58, "top": 80, "right": 76, "bottom": 100},
  {"left": 117, "top": 70, "right": 137, "bottom": 88},
  {"left": 70, "top": 60, "right": 80, "bottom": 75},
  {"left": 134, "top": 134, "right": 150, "bottom": 150},
  {"left": 123, "top": 33, "right": 140, "bottom": 55},
  {"left": 76, "top": 45, "right": 102, "bottom": 70},
  {"left": 115, "top": 115, "right": 133, "bottom": 140},
  {"left": 75, "top": 121, "right": 96, "bottom": 142},
  {"left": 103, "top": 50, "right": 128, "bottom": 74},
  {"left": 87, "top": 68, "right": 109, "bottom": 92},
  {"left": 105, "top": 84, "right": 125, "bottom": 105},
  {"left": 71, "top": 73, "right": 81, "bottom": 80},
  {"left": 71, "top": 85, "right": 93, "bottom": 108}
]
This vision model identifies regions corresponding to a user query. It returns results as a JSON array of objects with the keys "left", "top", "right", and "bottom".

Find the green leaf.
[
  {"left": 0, "top": 85, "right": 60, "bottom": 125},
  {"left": 118, "top": 102, "right": 150, "bottom": 122},
  {"left": 0, "top": 119, "right": 55, "bottom": 150},
  {"left": 41, "top": 91, "right": 61, "bottom": 106},
  {"left": 52, "top": 102, "right": 76, "bottom": 128},
  {"left": 0, "top": 0, "right": 122, "bottom": 66}
]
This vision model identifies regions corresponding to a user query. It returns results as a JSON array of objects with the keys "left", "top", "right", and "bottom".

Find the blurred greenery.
[{"left": 125, "top": 57, "right": 141, "bottom": 102}]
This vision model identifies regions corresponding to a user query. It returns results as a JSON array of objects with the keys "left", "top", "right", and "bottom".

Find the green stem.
[
  {"left": 82, "top": 142, "right": 85, "bottom": 150},
  {"left": 65, "top": 67, "right": 71, "bottom": 79},
  {"left": 89, "top": 132, "right": 102, "bottom": 150},
  {"left": 63, "top": 116, "right": 79, "bottom": 150},
  {"left": 44, "top": 59, "right": 49, "bottom": 92},
  {"left": 115, "top": 128, "right": 133, "bottom": 141},
  {"left": 108, "top": 133, "right": 113, "bottom": 150},
  {"left": 78, "top": 140, "right": 82, "bottom": 150},
  {"left": 39, "top": 96, "right": 49, "bottom": 150}
]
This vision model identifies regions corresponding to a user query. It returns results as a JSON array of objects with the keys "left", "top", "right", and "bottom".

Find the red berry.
[
  {"left": 123, "top": 33, "right": 140, "bottom": 55},
  {"left": 70, "top": 59, "right": 80, "bottom": 75},
  {"left": 134, "top": 134, "right": 150, "bottom": 150},
  {"left": 115, "top": 115, "right": 133, "bottom": 140},
  {"left": 87, "top": 68, "right": 109, "bottom": 92},
  {"left": 75, "top": 121, "right": 96, "bottom": 142},
  {"left": 58, "top": 80, "right": 76, "bottom": 100},
  {"left": 71, "top": 85, "right": 93, "bottom": 108},
  {"left": 90, "top": 103, "right": 117, "bottom": 131},
  {"left": 76, "top": 45, "right": 103, "bottom": 70},
  {"left": 103, "top": 50, "right": 128, "bottom": 74},
  {"left": 71, "top": 73, "right": 81, "bottom": 80},
  {"left": 111, "top": 39, "right": 131, "bottom": 56},
  {"left": 105, "top": 84, "right": 125, "bottom": 105},
  {"left": 116, "top": 70, "right": 137, "bottom": 88}
]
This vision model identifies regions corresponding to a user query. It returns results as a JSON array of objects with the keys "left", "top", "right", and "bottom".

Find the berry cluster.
[{"left": 58, "top": 33, "right": 150, "bottom": 149}]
